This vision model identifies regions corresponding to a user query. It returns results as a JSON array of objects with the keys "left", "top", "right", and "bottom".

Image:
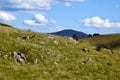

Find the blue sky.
[{"left": 0, "top": 0, "right": 120, "bottom": 34}]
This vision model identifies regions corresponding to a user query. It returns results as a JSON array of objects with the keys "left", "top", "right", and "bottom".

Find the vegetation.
[
  {"left": 0, "top": 23, "right": 120, "bottom": 80},
  {"left": 0, "top": 23, "right": 13, "bottom": 27},
  {"left": 72, "top": 34, "right": 79, "bottom": 41}
]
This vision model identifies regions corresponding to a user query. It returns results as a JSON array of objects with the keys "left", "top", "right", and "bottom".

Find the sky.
[{"left": 0, "top": 0, "right": 120, "bottom": 34}]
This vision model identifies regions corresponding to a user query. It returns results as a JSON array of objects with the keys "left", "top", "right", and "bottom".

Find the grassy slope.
[{"left": 0, "top": 24, "right": 120, "bottom": 80}]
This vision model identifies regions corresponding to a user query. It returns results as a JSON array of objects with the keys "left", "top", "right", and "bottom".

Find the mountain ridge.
[{"left": 49, "top": 29, "right": 88, "bottom": 38}]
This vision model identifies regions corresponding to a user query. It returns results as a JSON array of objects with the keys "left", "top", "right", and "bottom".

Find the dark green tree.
[{"left": 72, "top": 34, "right": 78, "bottom": 41}]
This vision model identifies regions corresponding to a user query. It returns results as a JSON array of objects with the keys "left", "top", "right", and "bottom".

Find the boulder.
[
  {"left": 69, "top": 37, "right": 78, "bottom": 43},
  {"left": 53, "top": 40, "right": 59, "bottom": 45},
  {"left": 81, "top": 48, "right": 89, "bottom": 53},
  {"left": 13, "top": 52, "right": 26, "bottom": 63},
  {"left": 22, "top": 35, "right": 29, "bottom": 39},
  {"left": 103, "top": 48, "right": 113, "bottom": 53},
  {"left": 40, "top": 42, "right": 46, "bottom": 46}
]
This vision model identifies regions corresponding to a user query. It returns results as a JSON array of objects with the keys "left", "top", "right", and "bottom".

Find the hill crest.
[{"left": 50, "top": 29, "right": 88, "bottom": 38}]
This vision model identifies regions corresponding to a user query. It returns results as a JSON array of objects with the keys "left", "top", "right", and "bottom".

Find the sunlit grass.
[{"left": 0, "top": 23, "right": 120, "bottom": 80}]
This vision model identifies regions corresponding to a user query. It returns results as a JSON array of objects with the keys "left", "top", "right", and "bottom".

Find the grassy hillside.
[
  {"left": 0, "top": 23, "right": 120, "bottom": 80},
  {"left": 81, "top": 34, "right": 120, "bottom": 50}
]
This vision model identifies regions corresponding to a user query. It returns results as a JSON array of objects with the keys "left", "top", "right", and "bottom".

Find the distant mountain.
[{"left": 49, "top": 29, "right": 88, "bottom": 38}]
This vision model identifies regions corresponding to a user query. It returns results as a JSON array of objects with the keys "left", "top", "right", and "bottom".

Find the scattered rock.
[
  {"left": 103, "top": 48, "right": 113, "bottom": 53},
  {"left": 69, "top": 37, "right": 78, "bottom": 43},
  {"left": 13, "top": 52, "right": 26, "bottom": 63},
  {"left": 40, "top": 42, "right": 46, "bottom": 46},
  {"left": 48, "top": 35, "right": 55, "bottom": 39},
  {"left": 22, "top": 35, "right": 29, "bottom": 39},
  {"left": 33, "top": 59, "right": 38, "bottom": 64},
  {"left": 58, "top": 47, "right": 62, "bottom": 49},
  {"left": 4, "top": 55, "right": 8, "bottom": 60},
  {"left": 81, "top": 61, "right": 86, "bottom": 65},
  {"left": 53, "top": 40, "right": 59, "bottom": 45},
  {"left": 46, "top": 50, "right": 51, "bottom": 55},
  {"left": 54, "top": 61, "right": 58, "bottom": 65},
  {"left": 89, "top": 58, "right": 94, "bottom": 62},
  {"left": 97, "top": 68, "right": 105, "bottom": 74},
  {"left": 41, "top": 56, "right": 44, "bottom": 59},
  {"left": 81, "top": 48, "right": 89, "bottom": 53}
]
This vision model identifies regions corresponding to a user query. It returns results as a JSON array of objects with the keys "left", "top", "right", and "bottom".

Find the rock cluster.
[{"left": 13, "top": 52, "right": 26, "bottom": 63}]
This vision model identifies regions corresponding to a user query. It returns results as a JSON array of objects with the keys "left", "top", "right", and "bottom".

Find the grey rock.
[
  {"left": 4, "top": 55, "right": 8, "bottom": 60},
  {"left": 69, "top": 37, "right": 78, "bottom": 43},
  {"left": 47, "top": 51, "right": 51, "bottom": 55},
  {"left": 53, "top": 40, "right": 59, "bottom": 45},
  {"left": 48, "top": 35, "right": 55, "bottom": 39},
  {"left": 81, "top": 48, "right": 89, "bottom": 53},
  {"left": 22, "top": 35, "right": 29, "bottom": 39},
  {"left": 40, "top": 42, "right": 46, "bottom": 46},
  {"left": 103, "top": 48, "right": 113, "bottom": 53},
  {"left": 33, "top": 59, "right": 38, "bottom": 64},
  {"left": 89, "top": 58, "right": 94, "bottom": 62},
  {"left": 13, "top": 52, "right": 26, "bottom": 63},
  {"left": 81, "top": 61, "right": 86, "bottom": 65}
]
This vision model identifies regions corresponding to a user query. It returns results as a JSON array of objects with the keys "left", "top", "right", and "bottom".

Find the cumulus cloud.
[
  {"left": 64, "top": 0, "right": 85, "bottom": 6},
  {"left": 0, "top": 11, "right": 16, "bottom": 22},
  {"left": 35, "top": 13, "right": 48, "bottom": 24},
  {"left": 0, "top": 0, "right": 85, "bottom": 10},
  {"left": 24, "top": 13, "right": 56, "bottom": 26},
  {"left": 0, "top": 0, "right": 52, "bottom": 10},
  {"left": 83, "top": 16, "right": 120, "bottom": 28},
  {"left": 24, "top": 19, "right": 45, "bottom": 26}
]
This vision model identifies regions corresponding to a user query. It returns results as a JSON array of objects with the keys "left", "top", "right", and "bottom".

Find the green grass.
[
  {"left": 80, "top": 34, "right": 120, "bottom": 51},
  {"left": 0, "top": 23, "right": 120, "bottom": 80}
]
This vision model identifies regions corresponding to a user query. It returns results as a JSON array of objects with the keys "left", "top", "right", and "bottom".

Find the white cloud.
[
  {"left": 0, "top": 11, "right": 16, "bottom": 22},
  {"left": 0, "top": 0, "right": 85, "bottom": 10},
  {"left": 64, "top": 0, "right": 85, "bottom": 6},
  {"left": 0, "top": 0, "right": 52, "bottom": 10},
  {"left": 65, "top": 0, "right": 85, "bottom": 2},
  {"left": 35, "top": 13, "right": 48, "bottom": 24},
  {"left": 64, "top": 2, "right": 71, "bottom": 6},
  {"left": 24, "top": 13, "right": 56, "bottom": 26},
  {"left": 12, "top": 0, "right": 52, "bottom": 10},
  {"left": 24, "top": 19, "right": 45, "bottom": 26},
  {"left": 83, "top": 16, "right": 120, "bottom": 28}
]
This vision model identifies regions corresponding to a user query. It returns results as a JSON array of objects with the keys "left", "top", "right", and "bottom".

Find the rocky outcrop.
[{"left": 13, "top": 52, "right": 26, "bottom": 63}]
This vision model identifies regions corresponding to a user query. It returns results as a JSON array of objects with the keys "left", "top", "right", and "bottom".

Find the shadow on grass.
[{"left": 96, "top": 39, "right": 120, "bottom": 50}]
